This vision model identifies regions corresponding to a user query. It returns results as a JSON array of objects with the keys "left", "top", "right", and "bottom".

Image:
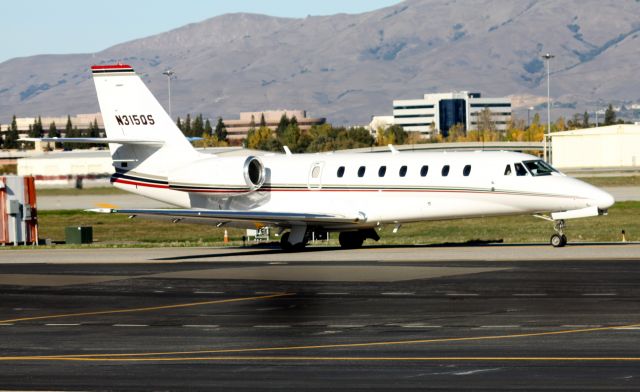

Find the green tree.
[
  {"left": 65, "top": 115, "right": 73, "bottom": 136},
  {"left": 582, "top": 111, "right": 590, "bottom": 128},
  {"left": 248, "top": 115, "right": 256, "bottom": 134},
  {"left": 280, "top": 122, "right": 301, "bottom": 152},
  {"left": 204, "top": 118, "right": 213, "bottom": 136},
  {"left": 445, "top": 123, "right": 466, "bottom": 142},
  {"left": 246, "top": 126, "right": 280, "bottom": 151},
  {"left": 276, "top": 114, "right": 290, "bottom": 137},
  {"left": 88, "top": 118, "right": 100, "bottom": 138},
  {"left": 184, "top": 114, "right": 192, "bottom": 136},
  {"left": 604, "top": 104, "right": 616, "bottom": 126},
  {"left": 259, "top": 113, "right": 266, "bottom": 128},
  {"left": 29, "top": 116, "right": 43, "bottom": 138},
  {"left": 567, "top": 113, "right": 581, "bottom": 130},
  {"left": 194, "top": 133, "right": 228, "bottom": 148},
  {"left": 377, "top": 124, "right": 407, "bottom": 146},
  {"left": 477, "top": 108, "right": 497, "bottom": 136},
  {"left": 348, "top": 127, "right": 375, "bottom": 146},
  {"left": 176, "top": 117, "right": 183, "bottom": 132},
  {"left": 48, "top": 121, "right": 59, "bottom": 138},
  {"left": 5, "top": 115, "right": 19, "bottom": 149},
  {"left": 192, "top": 114, "right": 203, "bottom": 135},
  {"left": 214, "top": 118, "right": 228, "bottom": 141},
  {"left": 4, "top": 114, "right": 19, "bottom": 149}
]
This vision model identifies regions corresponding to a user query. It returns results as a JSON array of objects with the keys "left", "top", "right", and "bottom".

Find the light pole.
[
  {"left": 542, "top": 53, "right": 554, "bottom": 162},
  {"left": 162, "top": 69, "right": 175, "bottom": 119},
  {"left": 595, "top": 109, "right": 604, "bottom": 127},
  {"left": 527, "top": 106, "right": 534, "bottom": 128}
]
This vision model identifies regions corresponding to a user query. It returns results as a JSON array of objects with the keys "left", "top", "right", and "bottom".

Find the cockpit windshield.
[{"left": 522, "top": 160, "right": 558, "bottom": 176}]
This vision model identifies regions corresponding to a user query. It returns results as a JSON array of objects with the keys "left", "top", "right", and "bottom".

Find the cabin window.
[
  {"left": 504, "top": 164, "right": 512, "bottom": 175},
  {"left": 358, "top": 166, "right": 366, "bottom": 177},
  {"left": 441, "top": 165, "right": 450, "bottom": 176},
  {"left": 515, "top": 163, "right": 527, "bottom": 176},
  {"left": 399, "top": 165, "right": 407, "bottom": 177},
  {"left": 420, "top": 165, "right": 429, "bottom": 177},
  {"left": 463, "top": 165, "right": 471, "bottom": 176},
  {"left": 378, "top": 166, "right": 387, "bottom": 177},
  {"left": 337, "top": 166, "right": 345, "bottom": 178}
]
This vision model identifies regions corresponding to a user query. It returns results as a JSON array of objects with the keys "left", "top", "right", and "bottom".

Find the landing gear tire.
[
  {"left": 549, "top": 219, "right": 568, "bottom": 248},
  {"left": 279, "top": 232, "right": 307, "bottom": 252},
  {"left": 280, "top": 232, "right": 292, "bottom": 251},
  {"left": 339, "top": 231, "right": 364, "bottom": 249},
  {"left": 550, "top": 234, "right": 563, "bottom": 247},
  {"left": 550, "top": 233, "right": 567, "bottom": 248}
]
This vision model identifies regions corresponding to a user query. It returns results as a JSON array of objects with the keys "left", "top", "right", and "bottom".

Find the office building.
[
  {"left": 392, "top": 92, "right": 511, "bottom": 138},
  {"left": 224, "top": 110, "right": 325, "bottom": 141}
]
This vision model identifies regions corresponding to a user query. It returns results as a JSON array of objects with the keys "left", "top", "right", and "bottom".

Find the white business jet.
[{"left": 25, "top": 64, "right": 615, "bottom": 250}]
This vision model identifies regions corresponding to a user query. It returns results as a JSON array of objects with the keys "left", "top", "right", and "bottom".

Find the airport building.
[
  {"left": 391, "top": 92, "right": 512, "bottom": 138},
  {"left": 17, "top": 150, "right": 114, "bottom": 188},
  {"left": 224, "top": 110, "right": 326, "bottom": 141},
  {"left": 550, "top": 124, "right": 640, "bottom": 169}
]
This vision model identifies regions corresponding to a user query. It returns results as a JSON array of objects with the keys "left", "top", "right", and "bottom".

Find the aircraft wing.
[{"left": 86, "top": 208, "right": 364, "bottom": 226}]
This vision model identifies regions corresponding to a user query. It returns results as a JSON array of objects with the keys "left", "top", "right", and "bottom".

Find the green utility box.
[{"left": 65, "top": 226, "right": 93, "bottom": 244}]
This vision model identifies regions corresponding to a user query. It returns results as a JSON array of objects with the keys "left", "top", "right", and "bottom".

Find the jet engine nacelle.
[{"left": 168, "top": 155, "right": 266, "bottom": 195}]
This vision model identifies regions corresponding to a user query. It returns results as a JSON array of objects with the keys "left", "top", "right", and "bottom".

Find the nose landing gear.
[
  {"left": 534, "top": 215, "right": 568, "bottom": 247},
  {"left": 549, "top": 219, "right": 567, "bottom": 247}
]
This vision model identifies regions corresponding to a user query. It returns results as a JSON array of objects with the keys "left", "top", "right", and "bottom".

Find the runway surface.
[{"left": 2, "top": 245, "right": 640, "bottom": 390}]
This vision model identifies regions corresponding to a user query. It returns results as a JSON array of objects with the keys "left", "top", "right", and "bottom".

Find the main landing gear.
[
  {"left": 279, "top": 232, "right": 307, "bottom": 252},
  {"left": 338, "top": 229, "right": 380, "bottom": 249},
  {"left": 550, "top": 219, "right": 568, "bottom": 248},
  {"left": 279, "top": 228, "right": 380, "bottom": 251}
]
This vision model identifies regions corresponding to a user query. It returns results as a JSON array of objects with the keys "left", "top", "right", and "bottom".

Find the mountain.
[{"left": 1, "top": 0, "right": 639, "bottom": 125}]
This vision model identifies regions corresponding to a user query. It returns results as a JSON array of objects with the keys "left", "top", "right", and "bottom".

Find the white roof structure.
[{"left": 550, "top": 124, "right": 640, "bottom": 168}]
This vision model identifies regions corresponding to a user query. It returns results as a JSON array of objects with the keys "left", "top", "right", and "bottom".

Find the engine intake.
[
  {"left": 168, "top": 155, "right": 266, "bottom": 195},
  {"left": 244, "top": 156, "right": 265, "bottom": 190}
]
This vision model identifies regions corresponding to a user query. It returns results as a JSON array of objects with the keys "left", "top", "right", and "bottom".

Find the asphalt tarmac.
[{"left": 1, "top": 245, "right": 640, "bottom": 390}]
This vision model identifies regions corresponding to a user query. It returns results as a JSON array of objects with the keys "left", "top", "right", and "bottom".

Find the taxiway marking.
[
  {"left": 0, "top": 293, "right": 294, "bottom": 324},
  {"left": 4, "top": 356, "right": 640, "bottom": 363},
  {"left": 3, "top": 321, "right": 640, "bottom": 361}
]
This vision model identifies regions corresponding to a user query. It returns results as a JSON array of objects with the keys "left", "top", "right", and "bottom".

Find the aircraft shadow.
[{"left": 152, "top": 240, "right": 634, "bottom": 261}]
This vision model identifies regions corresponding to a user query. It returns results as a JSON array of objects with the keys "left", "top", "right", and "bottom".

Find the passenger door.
[{"left": 308, "top": 162, "right": 324, "bottom": 190}]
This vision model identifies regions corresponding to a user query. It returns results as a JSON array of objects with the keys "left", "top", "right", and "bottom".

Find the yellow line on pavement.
[
  {"left": 2, "top": 321, "right": 639, "bottom": 361},
  {"left": 3, "top": 356, "right": 640, "bottom": 363},
  {"left": 0, "top": 293, "right": 294, "bottom": 324}
]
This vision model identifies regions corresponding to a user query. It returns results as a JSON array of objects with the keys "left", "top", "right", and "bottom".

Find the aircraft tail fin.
[{"left": 90, "top": 64, "right": 196, "bottom": 168}]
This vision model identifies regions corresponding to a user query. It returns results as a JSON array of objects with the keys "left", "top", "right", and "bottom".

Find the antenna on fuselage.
[
  {"left": 388, "top": 144, "right": 399, "bottom": 154},
  {"left": 283, "top": 146, "right": 292, "bottom": 155}
]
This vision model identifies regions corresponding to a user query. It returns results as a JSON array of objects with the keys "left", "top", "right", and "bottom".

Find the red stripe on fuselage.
[
  {"left": 114, "top": 179, "right": 582, "bottom": 199},
  {"left": 113, "top": 178, "right": 169, "bottom": 189},
  {"left": 91, "top": 64, "right": 133, "bottom": 70}
]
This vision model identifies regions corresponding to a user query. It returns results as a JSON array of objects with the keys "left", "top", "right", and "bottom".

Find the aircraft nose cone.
[{"left": 593, "top": 188, "right": 615, "bottom": 210}]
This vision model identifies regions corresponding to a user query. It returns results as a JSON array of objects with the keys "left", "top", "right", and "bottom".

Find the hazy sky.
[{"left": 1, "top": 0, "right": 401, "bottom": 63}]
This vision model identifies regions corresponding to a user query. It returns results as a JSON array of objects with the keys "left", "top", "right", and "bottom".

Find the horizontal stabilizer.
[
  {"left": 86, "top": 208, "right": 364, "bottom": 226},
  {"left": 19, "top": 137, "right": 164, "bottom": 145}
]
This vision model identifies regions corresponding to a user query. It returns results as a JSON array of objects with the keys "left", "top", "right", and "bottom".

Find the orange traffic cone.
[{"left": 224, "top": 229, "right": 229, "bottom": 244}]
